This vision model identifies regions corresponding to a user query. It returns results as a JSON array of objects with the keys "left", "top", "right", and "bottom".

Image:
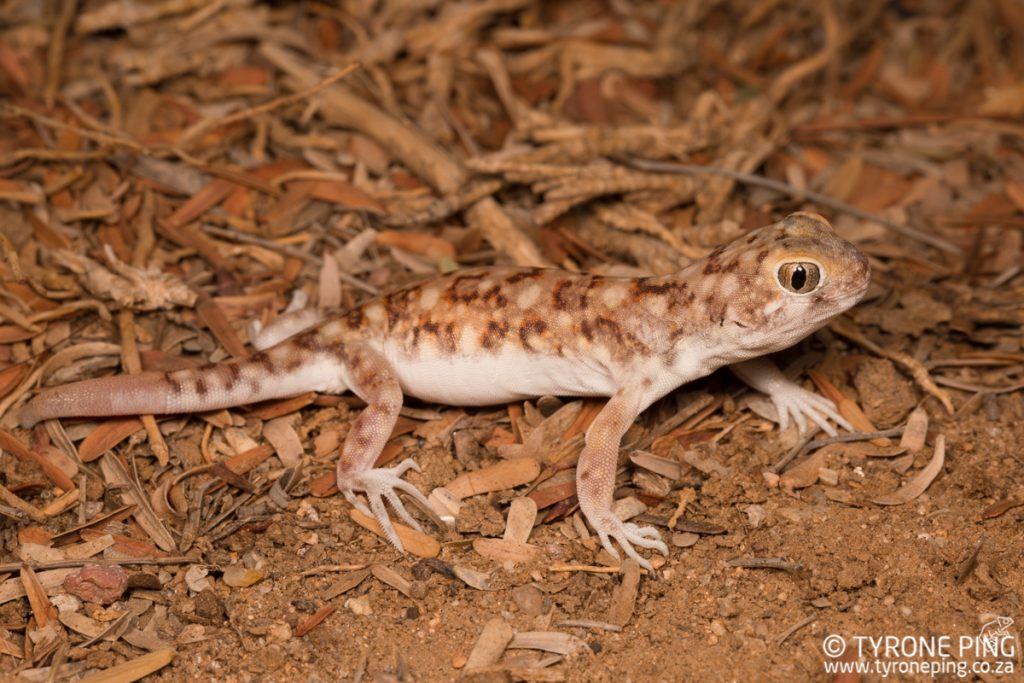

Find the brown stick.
[
  {"left": 830, "top": 319, "right": 955, "bottom": 414},
  {"left": 258, "top": 42, "right": 549, "bottom": 269},
  {"left": 622, "top": 157, "right": 962, "bottom": 255},
  {"left": 44, "top": 0, "right": 78, "bottom": 108}
]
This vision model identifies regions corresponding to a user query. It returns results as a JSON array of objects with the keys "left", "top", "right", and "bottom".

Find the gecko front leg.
[
  {"left": 577, "top": 384, "right": 668, "bottom": 571},
  {"left": 730, "top": 357, "right": 852, "bottom": 436},
  {"left": 337, "top": 343, "right": 433, "bottom": 551}
]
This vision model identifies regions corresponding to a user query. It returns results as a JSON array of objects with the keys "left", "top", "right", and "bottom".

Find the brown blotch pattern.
[
  {"left": 551, "top": 280, "right": 573, "bottom": 310},
  {"left": 384, "top": 287, "right": 415, "bottom": 328},
  {"left": 480, "top": 320, "right": 510, "bottom": 349},
  {"left": 441, "top": 322, "right": 458, "bottom": 353},
  {"left": 164, "top": 373, "right": 183, "bottom": 395},
  {"left": 412, "top": 319, "right": 460, "bottom": 354},
  {"left": 445, "top": 274, "right": 486, "bottom": 304},
  {"left": 253, "top": 352, "right": 277, "bottom": 375},
  {"left": 295, "top": 332, "right": 321, "bottom": 352},
  {"left": 346, "top": 307, "right": 366, "bottom": 329},
  {"left": 480, "top": 285, "right": 508, "bottom": 307},
  {"left": 504, "top": 269, "right": 544, "bottom": 285},
  {"left": 702, "top": 249, "right": 740, "bottom": 275},
  {"left": 518, "top": 319, "right": 548, "bottom": 351},
  {"left": 593, "top": 316, "right": 649, "bottom": 355}
]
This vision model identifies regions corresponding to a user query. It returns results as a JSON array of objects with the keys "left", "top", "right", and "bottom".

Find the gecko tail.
[
  {"left": 19, "top": 349, "right": 348, "bottom": 428},
  {"left": 19, "top": 373, "right": 180, "bottom": 428}
]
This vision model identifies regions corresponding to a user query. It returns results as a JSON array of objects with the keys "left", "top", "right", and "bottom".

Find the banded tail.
[{"left": 19, "top": 346, "right": 348, "bottom": 428}]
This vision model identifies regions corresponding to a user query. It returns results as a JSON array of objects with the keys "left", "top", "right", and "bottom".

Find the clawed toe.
[
  {"left": 592, "top": 514, "right": 667, "bottom": 572},
  {"left": 340, "top": 461, "right": 432, "bottom": 551}
]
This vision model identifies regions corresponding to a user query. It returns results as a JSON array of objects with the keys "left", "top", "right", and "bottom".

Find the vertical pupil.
[{"left": 791, "top": 265, "right": 806, "bottom": 290}]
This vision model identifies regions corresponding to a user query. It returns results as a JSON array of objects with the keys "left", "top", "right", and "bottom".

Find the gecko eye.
[{"left": 778, "top": 262, "right": 821, "bottom": 293}]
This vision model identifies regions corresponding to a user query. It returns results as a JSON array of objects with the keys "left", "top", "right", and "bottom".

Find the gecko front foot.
[
  {"left": 587, "top": 510, "right": 669, "bottom": 572},
  {"left": 767, "top": 384, "right": 852, "bottom": 437},
  {"left": 339, "top": 458, "right": 434, "bottom": 551}
]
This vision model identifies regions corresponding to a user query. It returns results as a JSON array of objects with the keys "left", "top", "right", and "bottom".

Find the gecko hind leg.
[
  {"left": 336, "top": 343, "right": 432, "bottom": 551},
  {"left": 249, "top": 291, "right": 322, "bottom": 351}
]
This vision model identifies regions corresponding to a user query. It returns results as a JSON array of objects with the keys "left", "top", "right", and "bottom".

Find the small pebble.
[
  {"left": 818, "top": 467, "right": 839, "bottom": 486},
  {"left": 511, "top": 585, "right": 546, "bottom": 617},
  {"left": 126, "top": 571, "right": 162, "bottom": 590},
  {"left": 345, "top": 596, "right": 373, "bottom": 616},
  {"left": 63, "top": 564, "right": 128, "bottom": 605},
  {"left": 185, "top": 566, "right": 213, "bottom": 593},
  {"left": 194, "top": 588, "right": 226, "bottom": 622},
  {"left": 267, "top": 621, "right": 292, "bottom": 642},
  {"left": 672, "top": 532, "right": 699, "bottom": 548},
  {"left": 222, "top": 566, "right": 265, "bottom": 588},
  {"left": 744, "top": 504, "right": 766, "bottom": 528}
]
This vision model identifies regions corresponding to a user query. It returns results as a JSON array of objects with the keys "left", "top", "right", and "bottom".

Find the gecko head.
[{"left": 703, "top": 212, "right": 870, "bottom": 356}]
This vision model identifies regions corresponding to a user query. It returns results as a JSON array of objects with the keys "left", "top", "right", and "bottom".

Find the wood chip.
[
  {"left": 78, "top": 418, "right": 145, "bottom": 462},
  {"left": 294, "top": 605, "right": 337, "bottom": 638},
  {"left": 20, "top": 565, "right": 58, "bottom": 626},
  {"left": 978, "top": 498, "right": 1022, "bottom": 520},
  {"left": 899, "top": 406, "right": 929, "bottom": 452},
  {"left": 872, "top": 435, "right": 946, "bottom": 505},
  {"left": 349, "top": 508, "right": 440, "bottom": 558},
  {"left": 610, "top": 496, "right": 647, "bottom": 521},
  {"left": 0, "top": 428, "right": 77, "bottom": 491},
  {"left": 321, "top": 568, "right": 371, "bottom": 601},
  {"left": 77, "top": 648, "right": 176, "bottom": 683},
  {"left": 606, "top": 559, "right": 641, "bottom": 627},
  {"left": 780, "top": 450, "right": 827, "bottom": 493},
  {"left": 629, "top": 450, "right": 683, "bottom": 480},
  {"left": 472, "top": 538, "right": 542, "bottom": 564},
  {"left": 376, "top": 230, "right": 455, "bottom": 260},
  {"left": 261, "top": 417, "right": 304, "bottom": 467},
  {"left": 370, "top": 564, "right": 421, "bottom": 600},
  {"left": 446, "top": 457, "right": 541, "bottom": 499},
  {"left": 452, "top": 565, "right": 494, "bottom": 591},
  {"left": 503, "top": 497, "right": 538, "bottom": 543},
  {"left": 507, "top": 631, "right": 587, "bottom": 656},
  {"left": 464, "top": 617, "right": 514, "bottom": 671}
]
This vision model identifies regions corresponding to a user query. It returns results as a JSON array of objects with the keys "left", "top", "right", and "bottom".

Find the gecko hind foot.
[
  {"left": 341, "top": 458, "right": 434, "bottom": 551},
  {"left": 591, "top": 513, "right": 669, "bottom": 572}
]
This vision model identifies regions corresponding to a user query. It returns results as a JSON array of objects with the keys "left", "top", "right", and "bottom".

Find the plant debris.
[{"left": 0, "top": 0, "right": 1021, "bottom": 680}]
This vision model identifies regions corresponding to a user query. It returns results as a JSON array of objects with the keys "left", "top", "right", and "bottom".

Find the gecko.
[{"left": 19, "top": 212, "right": 870, "bottom": 570}]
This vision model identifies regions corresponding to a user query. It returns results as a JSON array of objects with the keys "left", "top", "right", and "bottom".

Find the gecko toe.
[
  {"left": 382, "top": 488, "right": 424, "bottom": 532},
  {"left": 364, "top": 483, "right": 403, "bottom": 550},
  {"left": 343, "top": 490, "right": 371, "bottom": 518},
  {"left": 392, "top": 458, "right": 422, "bottom": 477}
]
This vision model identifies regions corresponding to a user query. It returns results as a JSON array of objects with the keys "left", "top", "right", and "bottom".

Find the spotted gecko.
[{"left": 19, "top": 212, "right": 870, "bottom": 569}]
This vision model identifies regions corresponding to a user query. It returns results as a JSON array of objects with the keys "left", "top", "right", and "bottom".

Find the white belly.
[{"left": 390, "top": 350, "right": 619, "bottom": 406}]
